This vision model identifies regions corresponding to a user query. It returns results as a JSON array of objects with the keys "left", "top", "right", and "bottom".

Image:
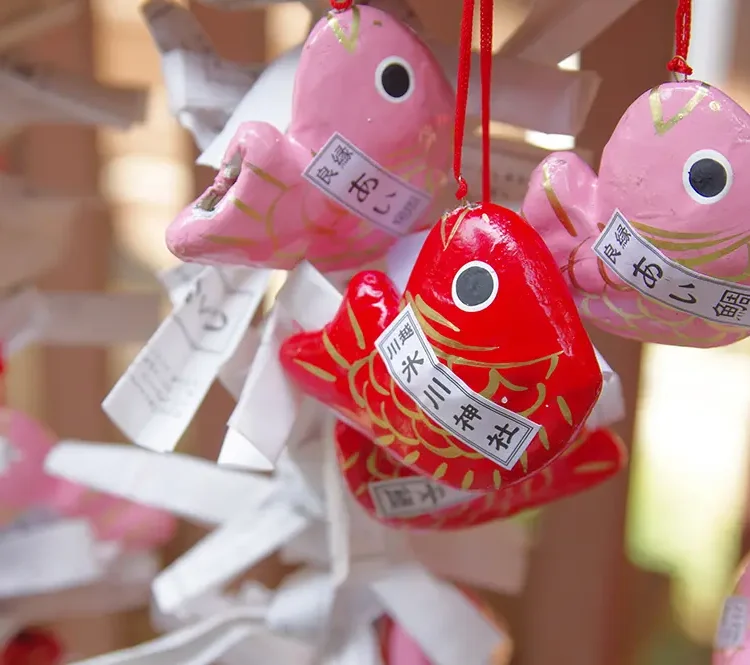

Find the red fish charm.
[
  {"left": 1, "top": 630, "right": 62, "bottom": 665},
  {"left": 335, "top": 421, "right": 627, "bottom": 529},
  {"left": 280, "top": 203, "right": 603, "bottom": 491}
]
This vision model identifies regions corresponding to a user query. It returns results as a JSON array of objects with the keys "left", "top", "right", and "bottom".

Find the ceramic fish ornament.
[
  {"left": 523, "top": 81, "right": 750, "bottom": 348},
  {"left": 335, "top": 421, "right": 626, "bottom": 529},
  {"left": 0, "top": 408, "right": 175, "bottom": 550},
  {"left": 166, "top": 4, "right": 453, "bottom": 272},
  {"left": 279, "top": 203, "right": 603, "bottom": 492}
]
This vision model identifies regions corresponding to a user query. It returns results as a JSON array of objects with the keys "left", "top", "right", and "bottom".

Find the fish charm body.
[
  {"left": 523, "top": 81, "right": 750, "bottom": 347},
  {"left": 0, "top": 408, "right": 175, "bottom": 551},
  {"left": 335, "top": 421, "right": 626, "bottom": 529},
  {"left": 280, "top": 203, "right": 603, "bottom": 491},
  {"left": 166, "top": 5, "right": 453, "bottom": 272}
]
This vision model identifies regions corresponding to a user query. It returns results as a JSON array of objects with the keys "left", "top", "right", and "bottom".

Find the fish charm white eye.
[
  {"left": 375, "top": 56, "right": 414, "bottom": 103},
  {"left": 452, "top": 261, "right": 499, "bottom": 312},
  {"left": 683, "top": 149, "right": 733, "bottom": 204}
]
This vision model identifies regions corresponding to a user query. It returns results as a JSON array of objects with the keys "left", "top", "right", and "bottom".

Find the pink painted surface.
[
  {"left": 523, "top": 81, "right": 750, "bottom": 348},
  {"left": 386, "top": 623, "right": 432, "bottom": 665},
  {"left": 166, "top": 5, "right": 453, "bottom": 272},
  {"left": 0, "top": 408, "right": 175, "bottom": 550}
]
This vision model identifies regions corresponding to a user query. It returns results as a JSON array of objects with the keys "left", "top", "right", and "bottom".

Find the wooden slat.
[
  {"left": 15, "top": 0, "right": 121, "bottom": 658},
  {"left": 517, "top": 3, "right": 675, "bottom": 665}
]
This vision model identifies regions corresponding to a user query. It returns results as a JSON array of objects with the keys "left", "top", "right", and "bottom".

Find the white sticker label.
[
  {"left": 593, "top": 210, "right": 750, "bottom": 328},
  {"left": 368, "top": 476, "right": 476, "bottom": 519},
  {"left": 716, "top": 596, "right": 749, "bottom": 649},
  {"left": 103, "top": 267, "right": 271, "bottom": 453},
  {"left": 375, "top": 304, "right": 540, "bottom": 470},
  {"left": 302, "top": 132, "right": 431, "bottom": 237}
]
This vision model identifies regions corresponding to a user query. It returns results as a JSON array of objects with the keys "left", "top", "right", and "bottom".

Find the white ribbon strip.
[
  {"left": 0, "top": 519, "right": 102, "bottom": 598},
  {"left": 44, "top": 441, "right": 275, "bottom": 525},
  {"left": 153, "top": 499, "right": 311, "bottom": 613},
  {"left": 370, "top": 565, "right": 504, "bottom": 665},
  {"left": 68, "top": 608, "right": 265, "bottom": 665},
  {"left": 103, "top": 266, "right": 270, "bottom": 452}
]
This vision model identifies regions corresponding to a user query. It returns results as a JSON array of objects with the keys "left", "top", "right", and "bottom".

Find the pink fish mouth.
[{"left": 192, "top": 149, "right": 243, "bottom": 219}]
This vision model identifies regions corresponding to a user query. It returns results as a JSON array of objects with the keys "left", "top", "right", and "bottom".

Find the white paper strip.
[
  {"left": 44, "top": 441, "right": 275, "bottom": 525},
  {"left": 0, "top": 58, "right": 147, "bottom": 128},
  {"left": 103, "top": 267, "right": 270, "bottom": 452},
  {"left": 223, "top": 308, "right": 300, "bottom": 467},
  {"left": 593, "top": 210, "right": 750, "bottom": 328},
  {"left": 161, "top": 50, "right": 263, "bottom": 151},
  {"left": 0, "top": 0, "right": 82, "bottom": 52},
  {"left": 158, "top": 263, "right": 206, "bottom": 307},
  {"left": 0, "top": 520, "right": 101, "bottom": 598},
  {"left": 0, "top": 288, "right": 48, "bottom": 357},
  {"left": 432, "top": 45, "right": 600, "bottom": 136},
  {"left": 499, "top": 0, "right": 643, "bottom": 65},
  {"left": 7, "top": 552, "right": 158, "bottom": 624},
  {"left": 34, "top": 292, "right": 161, "bottom": 345},
  {"left": 67, "top": 608, "right": 263, "bottom": 665},
  {"left": 370, "top": 565, "right": 504, "bottom": 665},
  {"left": 153, "top": 500, "right": 310, "bottom": 613},
  {"left": 141, "top": 0, "right": 213, "bottom": 54},
  {"left": 197, "top": 45, "right": 301, "bottom": 169}
]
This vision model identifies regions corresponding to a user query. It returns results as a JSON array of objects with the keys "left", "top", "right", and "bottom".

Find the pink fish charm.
[
  {"left": 165, "top": 5, "right": 453, "bottom": 273},
  {"left": 0, "top": 408, "right": 175, "bottom": 550},
  {"left": 523, "top": 81, "right": 750, "bottom": 348}
]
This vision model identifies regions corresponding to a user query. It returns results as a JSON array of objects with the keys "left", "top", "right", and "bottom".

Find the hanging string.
[
  {"left": 479, "top": 0, "right": 494, "bottom": 203},
  {"left": 667, "top": 0, "right": 693, "bottom": 77},
  {"left": 452, "top": 0, "right": 475, "bottom": 200},
  {"left": 329, "top": 0, "right": 353, "bottom": 10},
  {"left": 453, "top": 0, "right": 494, "bottom": 202}
]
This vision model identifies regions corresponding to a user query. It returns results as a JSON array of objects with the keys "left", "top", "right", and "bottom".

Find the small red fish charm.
[
  {"left": 280, "top": 203, "right": 603, "bottom": 491},
  {"left": 1, "top": 629, "right": 62, "bottom": 665},
  {"left": 335, "top": 421, "right": 627, "bottom": 529}
]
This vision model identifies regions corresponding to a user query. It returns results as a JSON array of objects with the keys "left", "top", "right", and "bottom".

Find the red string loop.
[
  {"left": 329, "top": 0, "right": 353, "bottom": 10},
  {"left": 479, "top": 0, "right": 493, "bottom": 203},
  {"left": 452, "top": 0, "right": 494, "bottom": 202},
  {"left": 452, "top": 0, "right": 474, "bottom": 200},
  {"left": 667, "top": 0, "right": 693, "bottom": 76}
]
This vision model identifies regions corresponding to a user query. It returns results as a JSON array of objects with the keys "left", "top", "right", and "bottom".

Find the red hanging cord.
[
  {"left": 479, "top": 0, "right": 493, "bottom": 203},
  {"left": 667, "top": 0, "right": 693, "bottom": 76},
  {"left": 453, "top": 0, "right": 494, "bottom": 202},
  {"left": 452, "top": 0, "right": 475, "bottom": 200},
  {"left": 330, "top": 0, "right": 353, "bottom": 10}
]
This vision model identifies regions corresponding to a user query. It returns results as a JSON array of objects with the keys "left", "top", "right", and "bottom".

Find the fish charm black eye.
[
  {"left": 452, "top": 261, "right": 499, "bottom": 313},
  {"left": 375, "top": 57, "right": 414, "bottom": 103},
  {"left": 683, "top": 149, "right": 733, "bottom": 204}
]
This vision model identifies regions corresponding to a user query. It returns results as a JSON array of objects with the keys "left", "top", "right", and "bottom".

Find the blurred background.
[{"left": 4, "top": 0, "right": 750, "bottom": 663}]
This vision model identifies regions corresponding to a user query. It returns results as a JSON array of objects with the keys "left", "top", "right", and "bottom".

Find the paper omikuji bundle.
[{"left": 2, "top": 0, "right": 750, "bottom": 662}]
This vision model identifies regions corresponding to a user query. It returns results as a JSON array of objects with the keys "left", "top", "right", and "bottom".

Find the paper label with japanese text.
[
  {"left": 102, "top": 267, "right": 270, "bottom": 453},
  {"left": 593, "top": 210, "right": 750, "bottom": 328},
  {"left": 368, "top": 476, "right": 476, "bottom": 519},
  {"left": 716, "top": 596, "right": 749, "bottom": 649},
  {"left": 302, "top": 133, "right": 431, "bottom": 237},
  {"left": 375, "top": 304, "right": 540, "bottom": 470}
]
